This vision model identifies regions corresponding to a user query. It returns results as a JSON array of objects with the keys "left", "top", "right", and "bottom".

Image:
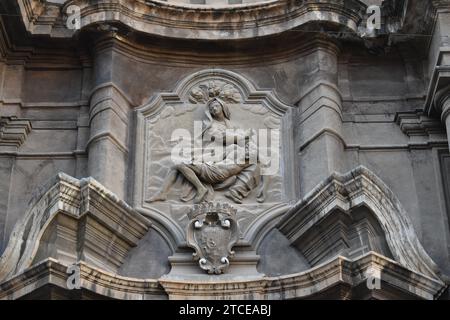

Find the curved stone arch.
[
  {"left": 0, "top": 174, "right": 151, "bottom": 283},
  {"left": 137, "top": 68, "right": 292, "bottom": 118},
  {"left": 135, "top": 208, "right": 185, "bottom": 252},
  {"left": 0, "top": 174, "right": 80, "bottom": 281},
  {"left": 278, "top": 166, "right": 444, "bottom": 280},
  {"left": 22, "top": 0, "right": 365, "bottom": 40},
  {"left": 239, "top": 203, "right": 291, "bottom": 249},
  {"left": 134, "top": 68, "right": 294, "bottom": 250}
]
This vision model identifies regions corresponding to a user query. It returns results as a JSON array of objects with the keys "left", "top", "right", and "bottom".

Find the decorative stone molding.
[
  {"left": 89, "top": 33, "right": 339, "bottom": 69},
  {"left": 424, "top": 0, "right": 450, "bottom": 116},
  {"left": 188, "top": 80, "right": 241, "bottom": 104},
  {"left": 0, "top": 117, "right": 32, "bottom": 151},
  {"left": 0, "top": 258, "right": 166, "bottom": 300},
  {"left": 17, "top": 0, "right": 63, "bottom": 35},
  {"left": 278, "top": 166, "right": 445, "bottom": 281},
  {"left": 2, "top": 252, "right": 443, "bottom": 300},
  {"left": 160, "top": 252, "right": 445, "bottom": 300},
  {"left": 293, "top": 208, "right": 393, "bottom": 267},
  {"left": 15, "top": 0, "right": 429, "bottom": 43},
  {"left": 395, "top": 112, "right": 445, "bottom": 136},
  {"left": 20, "top": 0, "right": 368, "bottom": 40},
  {"left": 427, "top": 85, "right": 450, "bottom": 148},
  {"left": 433, "top": 85, "right": 450, "bottom": 121},
  {"left": 134, "top": 68, "right": 293, "bottom": 251},
  {"left": 0, "top": 173, "right": 150, "bottom": 283},
  {"left": 425, "top": 63, "right": 450, "bottom": 114}
]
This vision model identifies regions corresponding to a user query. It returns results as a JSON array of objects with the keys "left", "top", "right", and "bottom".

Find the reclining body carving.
[{"left": 149, "top": 97, "right": 267, "bottom": 204}]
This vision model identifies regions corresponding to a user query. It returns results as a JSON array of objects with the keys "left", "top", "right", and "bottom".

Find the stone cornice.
[
  {"left": 0, "top": 10, "right": 87, "bottom": 66},
  {"left": 3, "top": 0, "right": 434, "bottom": 58},
  {"left": 90, "top": 32, "right": 341, "bottom": 68},
  {"left": 395, "top": 111, "right": 445, "bottom": 136},
  {"left": 0, "top": 117, "right": 32, "bottom": 151},
  {"left": 0, "top": 252, "right": 445, "bottom": 299},
  {"left": 17, "top": 0, "right": 66, "bottom": 37},
  {"left": 0, "top": 16, "right": 34, "bottom": 64},
  {"left": 0, "top": 258, "right": 166, "bottom": 300},
  {"left": 19, "top": 0, "right": 368, "bottom": 40},
  {"left": 14, "top": 0, "right": 430, "bottom": 42},
  {"left": 161, "top": 252, "right": 445, "bottom": 299}
]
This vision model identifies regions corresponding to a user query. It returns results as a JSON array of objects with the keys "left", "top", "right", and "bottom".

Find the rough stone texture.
[
  {"left": 0, "top": 0, "right": 450, "bottom": 299},
  {"left": 118, "top": 229, "right": 172, "bottom": 279}
]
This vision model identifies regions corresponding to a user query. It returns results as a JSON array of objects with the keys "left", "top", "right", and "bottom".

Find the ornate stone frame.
[{"left": 133, "top": 68, "right": 294, "bottom": 250}]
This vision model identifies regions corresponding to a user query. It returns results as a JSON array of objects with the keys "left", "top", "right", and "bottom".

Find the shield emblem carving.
[{"left": 186, "top": 202, "right": 239, "bottom": 274}]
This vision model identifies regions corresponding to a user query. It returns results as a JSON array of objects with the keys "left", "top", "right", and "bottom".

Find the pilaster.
[{"left": 295, "top": 39, "right": 345, "bottom": 196}]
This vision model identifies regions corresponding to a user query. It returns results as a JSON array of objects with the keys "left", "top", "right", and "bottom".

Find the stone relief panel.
[{"left": 134, "top": 69, "right": 293, "bottom": 245}]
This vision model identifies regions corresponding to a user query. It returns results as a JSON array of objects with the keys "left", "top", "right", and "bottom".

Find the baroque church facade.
[{"left": 0, "top": 0, "right": 450, "bottom": 299}]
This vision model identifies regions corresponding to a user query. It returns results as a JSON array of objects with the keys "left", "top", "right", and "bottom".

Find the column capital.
[{"left": 434, "top": 85, "right": 450, "bottom": 121}]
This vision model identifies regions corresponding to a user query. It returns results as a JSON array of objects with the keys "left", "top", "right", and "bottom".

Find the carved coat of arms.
[{"left": 186, "top": 202, "right": 239, "bottom": 274}]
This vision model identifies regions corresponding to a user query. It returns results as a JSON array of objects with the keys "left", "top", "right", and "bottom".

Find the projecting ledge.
[{"left": 0, "top": 252, "right": 445, "bottom": 300}]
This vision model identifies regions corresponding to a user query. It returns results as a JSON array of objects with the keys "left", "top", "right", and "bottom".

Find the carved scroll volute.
[{"left": 186, "top": 202, "right": 239, "bottom": 274}]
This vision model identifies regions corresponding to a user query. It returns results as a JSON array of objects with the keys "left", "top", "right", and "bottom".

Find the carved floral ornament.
[{"left": 188, "top": 80, "right": 241, "bottom": 104}]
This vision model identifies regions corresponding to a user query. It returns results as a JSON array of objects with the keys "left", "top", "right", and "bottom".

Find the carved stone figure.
[
  {"left": 186, "top": 202, "right": 239, "bottom": 274},
  {"left": 148, "top": 97, "right": 266, "bottom": 204}
]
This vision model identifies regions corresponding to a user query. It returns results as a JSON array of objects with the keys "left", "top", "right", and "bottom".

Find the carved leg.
[
  {"left": 177, "top": 165, "right": 208, "bottom": 203},
  {"left": 148, "top": 169, "right": 178, "bottom": 202},
  {"left": 256, "top": 175, "right": 270, "bottom": 203}
]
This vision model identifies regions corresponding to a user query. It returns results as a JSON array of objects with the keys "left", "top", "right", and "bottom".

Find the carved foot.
[
  {"left": 148, "top": 192, "right": 167, "bottom": 202},
  {"left": 193, "top": 187, "right": 208, "bottom": 204},
  {"left": 256, "top": 191, "right": 265, "bottom": 203},
  {"left": 225, "top": 190, "right": 242, "bottom": 204}
]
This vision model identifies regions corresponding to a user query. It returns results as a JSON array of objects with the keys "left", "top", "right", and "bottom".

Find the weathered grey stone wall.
[
  {"left": 1, "top": 1, "right": 450, "bottom": 287},
  {"left": 0, "top": 56, "right": 88, "bottom": 252}
]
